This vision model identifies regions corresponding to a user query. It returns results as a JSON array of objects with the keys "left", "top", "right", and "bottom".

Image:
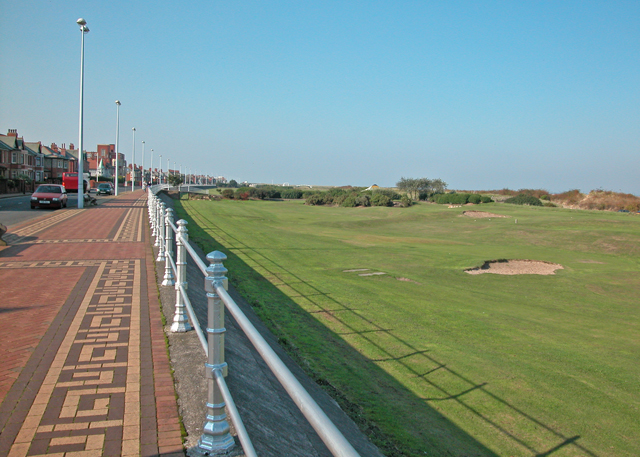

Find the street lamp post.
[
  {"left": 131, "top": 127, "right": 136, "bottom": 192},
  {"left": 115, "top": 101, "right": 121, "bottom": 196},
  {"left": 159, "top": 154, "right": 162, "bottom": 184},
  {"left": 141, "top": 140, "right": 145, "bottom": 186},
  {"left": 76, "top": 18, "right": 89, "bottom": 209},
  {"left": 167, "top": 158, "right": 170, "bottom": 183},
  {"left": 150, "top": 149, "right": 154, "bottom": 184}
]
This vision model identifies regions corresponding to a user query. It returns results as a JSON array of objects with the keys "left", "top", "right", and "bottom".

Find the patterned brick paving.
[{"left": 0, "top": 191, "right": 184, "bottom": 456}]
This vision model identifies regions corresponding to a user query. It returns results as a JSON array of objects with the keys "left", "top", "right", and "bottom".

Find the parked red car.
[{"left": 31, "top": 184, "right": 68, "bottom": 209}]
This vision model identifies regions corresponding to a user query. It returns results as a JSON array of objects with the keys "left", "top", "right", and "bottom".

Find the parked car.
[
  {"left": 31, "top": 184, "right": 68, "bottom": 209},
  {"left": 96, "top": 183, "right": 113, "bottom": 195}
]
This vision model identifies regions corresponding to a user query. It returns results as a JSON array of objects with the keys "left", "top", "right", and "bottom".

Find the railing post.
[
  {"left": 197, "top": 251, "right": 235, "bottom": 454},
  {"left": 155, "top": 198, "right": 163, "bottom": 247},
  {"left": 150, "top": 192, "right": 157, "bottom": 238},
  {"left": 162, "top": 208, "right": 176, "bottom": 287},
  {"left": 171, "top": 219, "right": 192, "bottom": 332},
  {"left": 156, "top": 202, "right": 165, "bottom": 258}
]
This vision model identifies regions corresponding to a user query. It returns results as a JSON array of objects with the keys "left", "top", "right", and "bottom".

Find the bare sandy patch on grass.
[
  {"left": 462, "top": 211, "right": 510, "bottom": 218},
  {"left": 465, "top": 259, "right": 564, "bottom": 275},
  {"left": 396, "top": 277, "right": 421, "bottom": 284}
]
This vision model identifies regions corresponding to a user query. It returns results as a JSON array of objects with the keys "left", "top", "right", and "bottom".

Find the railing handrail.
[
  {"left": 178, "top": 284, "right": 208, "bottom": 354},
  {"left": 147, "top": 187, "right": 361, "bottom": 457},
  {"left": 216, "top": 285, "right": 361, "bottom": 457}
]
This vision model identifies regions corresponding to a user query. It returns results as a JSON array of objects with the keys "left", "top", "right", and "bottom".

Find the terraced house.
[{"left": 0, "top": 129, "right": 44, "bottom": 181}]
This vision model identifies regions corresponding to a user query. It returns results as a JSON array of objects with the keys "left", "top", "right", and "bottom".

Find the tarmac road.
[{"left": 0, "top": 186, "right": 138, "bottom": 229}]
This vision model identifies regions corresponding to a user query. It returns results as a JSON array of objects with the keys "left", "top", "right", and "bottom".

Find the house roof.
[
  {"left": 24, "top": 142, "right": 42, "bottom": 156},
  {"left": 0, "top": 135, "right": 18, "bottom": 150},
  {"left": 41, "top": 145, "right": 66, "bottom": 159}
]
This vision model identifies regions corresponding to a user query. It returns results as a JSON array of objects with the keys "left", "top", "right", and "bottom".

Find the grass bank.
[{"left": 173, "top": 197, "right": 639, "bottom": 457}]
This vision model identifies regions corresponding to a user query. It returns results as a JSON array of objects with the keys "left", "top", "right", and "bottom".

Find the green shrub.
[
  {"left": 373, "top": 189, "right": 401, "bottom": 200},
  {"left": 504, "top": 194, "right": 543, "bottom": 206},
  {"left": 480, "top": 195, "right": 493, "bottom": 203},
  {"left": 341, "top": 195, "right": 357, "bottom": 207},
  {"left": 400, "top": 195, "right": 413, "bottom": 207},
  {"left": 306, "top": 193, "right": 325, "bottom": 205},
  {"left": 281, "top": 190, "right": 303, "bottom": 199},
  {"left": 468, "top": 194, "right": 482, "bottom": 204},
  {"left": 433, "top": 193, "right": 470, "bottom": 205},
  {"left": 221, "top": 189, "right": 234, "bottom": 199},
  {"left": 371, "top": 194, "right": 393, "bottom": 207},
  {"left": 356, "top": 195, "right": 371, "bottom": 207},
  {"left": 331, "top": 193, "right": 349, "bottom": 206}
]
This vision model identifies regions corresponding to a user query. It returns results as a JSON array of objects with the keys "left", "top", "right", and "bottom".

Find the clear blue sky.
[{"left": 1, "top": 0, "right": 639, "bottom": 194}]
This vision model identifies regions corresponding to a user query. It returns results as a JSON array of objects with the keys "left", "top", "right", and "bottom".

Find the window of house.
[
  {"left": 11, "top": 152, "right": 17, "bottom": 163},
  {"left": 58, "top": 160, "right": 63, "bottom": 168}
]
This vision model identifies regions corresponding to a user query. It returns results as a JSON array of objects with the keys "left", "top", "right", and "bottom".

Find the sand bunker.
[
  {"left": 465, "top": 259, "right": 563, "bottom": 275},
  {"left": 462, "top": 211, "right": 509, "bottom": 218}
]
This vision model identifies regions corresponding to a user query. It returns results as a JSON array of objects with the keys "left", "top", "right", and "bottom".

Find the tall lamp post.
[
  {"left": 167, "top": 158, "right": 170, "bottom": 183},
  {"left": 131, "top": 127, "right": 136, "bottom": 191},
  {"left": 115, "top": 100, "right": 121, "bottom": 196},
  {"left": 150, "top": 149, "right": 154, "bottom": 184},
  {"left": 159, "top": 154, "right": 163, "bottom": 184},
  {"left": 141, "top": 140, "right": 145, "bottom": 186},
  {"left": 76, "top": 18, "right": 89, "bottom": 208}
]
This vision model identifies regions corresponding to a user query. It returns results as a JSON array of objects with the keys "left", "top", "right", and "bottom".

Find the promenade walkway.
[{"left": 0, "top": 190, "right": 184, "bottom": 456}]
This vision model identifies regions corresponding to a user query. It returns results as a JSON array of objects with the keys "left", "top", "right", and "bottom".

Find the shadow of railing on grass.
[{"left": 173, "top": 197, "right": 599, "bottom": 457}]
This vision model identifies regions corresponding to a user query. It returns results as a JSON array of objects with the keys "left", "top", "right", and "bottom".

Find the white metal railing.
[{"left": 147, "top": 186, "right": 360, "bottom": 457}]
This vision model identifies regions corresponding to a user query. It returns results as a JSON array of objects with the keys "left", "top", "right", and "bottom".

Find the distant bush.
[
  {"left": 341, "top": 195, "right": 357, "bottom": 207},
  {"left": 504, "top": 194, "right": 543, "bottom": 206},
  {"left": 480, "top": 195, "right": 493, "bottom": 203},
  {"left": 433, "top": 193, "right": 471, "bottom": 205},
  {"left": 371, "top": 189, "right": 401, "bottom": 200},
  {"left": 356, "top": 195, "right": 371, "bottom": 207},
  {"left": 467, "top": 194, "right": 482, "bottom": 204},
  {"left": 306, "top": 193, "right": 325, "bottom": 206},
  {"left": 579, "top": 190, "right": 640, "bottom": 212},
  {"left": 371, "top": 193, "right": 393, "bottom": 207},
  {"left": 281, "top": 189, "right": 303, "bottom": 199},
  {"left": 332, "top": 193, "right": 349, "bottom": 206},
  {"left": 400, "top": 195, "right": 413, "bottom": 207},
  {"left": 551, "top": 189, "right": 584, "bottom": 205},
  {"left": 261, "top": 189, "right": 281, "bottom": 199},
  {"left": 517, "top": 189, "right": 550, "bottom": 199},
  {"left": 221, "top": 189, "right": 234, "bottom": 199}
]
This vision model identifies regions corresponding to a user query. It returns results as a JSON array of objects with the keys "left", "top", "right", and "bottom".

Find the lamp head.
[
  {"left": 116, "top": 100, "right": 121, "bottom": 106},
  {"left": 77, "top": 18, "right": 86, "bottom": 26}
]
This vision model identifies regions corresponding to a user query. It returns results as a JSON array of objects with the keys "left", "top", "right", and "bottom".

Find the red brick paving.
[
  {"left": 0, "top": 190, "right": 185, "bottom": 456},
  {"left": 0, "top": 266, "right": 85, "bottom": 400}
]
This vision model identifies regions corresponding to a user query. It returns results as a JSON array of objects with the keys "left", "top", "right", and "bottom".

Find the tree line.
[{"left": 396, "top": 177, "right": 447, "bottom": 200}]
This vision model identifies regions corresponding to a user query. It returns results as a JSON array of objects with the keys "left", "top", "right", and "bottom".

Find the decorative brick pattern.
[
  {"left": 0, "top": 191, "right": 185, "bottom": 456},
  {"left": 3, "top": 210, "right": 82, "bottom": 244}
]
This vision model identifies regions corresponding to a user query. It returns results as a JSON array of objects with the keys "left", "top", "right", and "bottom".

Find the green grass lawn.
[{"left": 174, "top": 198, "right": 639, "bottom": 457}]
